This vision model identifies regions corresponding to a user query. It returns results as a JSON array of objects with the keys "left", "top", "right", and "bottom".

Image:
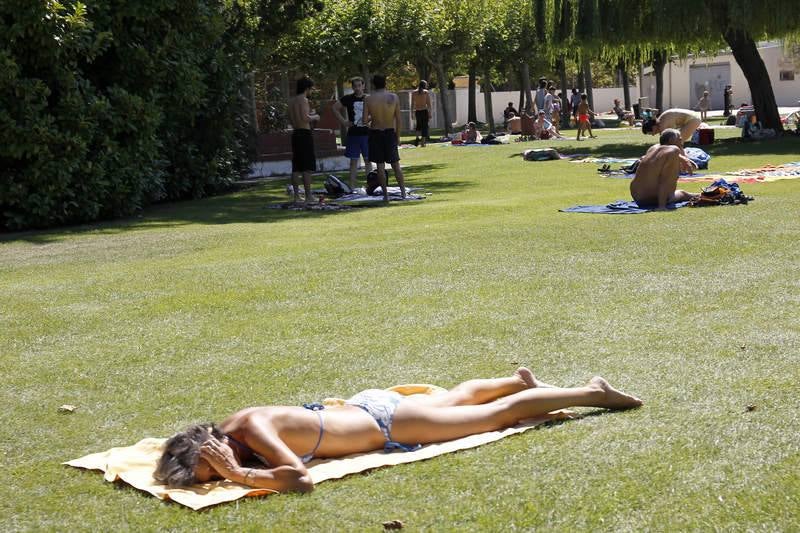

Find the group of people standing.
[{"left": 289, "top": 75, "right": 406, "bottom": 204}]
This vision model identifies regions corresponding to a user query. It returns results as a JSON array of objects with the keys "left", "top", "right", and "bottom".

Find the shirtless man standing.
[
  {"left": 411, "top": 80, "right": 432, "bottom": 147},
  {"left": 155, "top": 367, "right": 642, "bottom": 492},
  {"left": 288, "top": 77, "right": 320, "bottom": 205},
  {"left": 631, "top": 128, "right": 699, "bottom": 210},
  {"left": 365, "top": 74, "right": 406, "bottom": 200},
  {"left": 642, "top": 108, "right": 702, "bottom": 142}
]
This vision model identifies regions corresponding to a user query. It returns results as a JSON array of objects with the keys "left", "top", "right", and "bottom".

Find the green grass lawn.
[{"left": 2, "top": 128, "right": 799, "bottom": 531}]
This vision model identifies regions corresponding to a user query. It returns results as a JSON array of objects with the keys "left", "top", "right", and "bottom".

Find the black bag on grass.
[
  {"left": 324, "top": 175, "right": 353, "bottom": 196},
  {"left": 366, "top": 169, "right": 391, "bottom": 195}
]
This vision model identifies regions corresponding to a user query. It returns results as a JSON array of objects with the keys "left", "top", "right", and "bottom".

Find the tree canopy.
[{"left": 3, "top": 0, "right": 798, "bottom": 229}]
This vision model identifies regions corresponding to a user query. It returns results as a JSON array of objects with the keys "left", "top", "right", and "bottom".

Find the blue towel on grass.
[{"left": 560, "top": 200, "right": 689, "bottom": 214}]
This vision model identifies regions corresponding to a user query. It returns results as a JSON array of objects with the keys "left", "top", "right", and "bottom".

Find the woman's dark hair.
[
  {"left": 417, "top": 80, "right": 427, "bottom": 93},
  {"left": 373, "top": 74, "right": 387, "bottom": 89},
  {"left": 153, "top": 423, "right": 224, "bottom": 487},
  {"left": 296, "top": 76, "right": 314, "bottom": 95},
  {"left": 642, "top": 118, "right": 657, "bottom": 134}
]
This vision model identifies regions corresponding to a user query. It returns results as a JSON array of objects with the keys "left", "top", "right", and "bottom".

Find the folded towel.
[
  {"left": 65, "top": 384, "right": 574, "bottom": 510},
  {"left": 560, "top": 200, "right": 688, "bottom": 214}
]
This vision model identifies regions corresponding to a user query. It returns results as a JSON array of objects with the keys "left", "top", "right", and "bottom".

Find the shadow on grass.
[
  {"left": 702, "top": 135, "right": 800, "bottom": 158},
  {"left": 553, "top": 133, "right": 800, "bottom": 160},
  {"left": 1, "top": 164, "right": 471, "bottom": 244},
  {"left": 532, "top": 407, "right": 635, "bottom": 430}
]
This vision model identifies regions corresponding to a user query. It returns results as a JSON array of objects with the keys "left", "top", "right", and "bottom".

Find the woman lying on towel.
[{"left": 155, "top": 369, "right": 642, "bottom": 493}]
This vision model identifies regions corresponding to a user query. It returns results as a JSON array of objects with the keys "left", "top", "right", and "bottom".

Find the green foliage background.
[{"left": 0, "top": 0, "right": 259, "bottom": 230}]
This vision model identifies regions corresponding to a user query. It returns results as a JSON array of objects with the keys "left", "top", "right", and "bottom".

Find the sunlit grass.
[{"left": 2, "top": 128, "right": 799, "bottom": 530}]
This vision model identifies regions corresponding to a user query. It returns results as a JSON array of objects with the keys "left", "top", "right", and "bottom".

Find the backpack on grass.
[
  {"left": 689, "top": 179, "right": 753, "bottom": 207},
  {"left": 324, "top": 175, "right": 353, "bottom": 196},
  {"left": 366, "top": 169, "right": 391, "bottom": 195}
]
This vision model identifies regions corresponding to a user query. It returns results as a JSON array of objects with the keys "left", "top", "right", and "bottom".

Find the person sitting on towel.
[
  {"left": 155, "top": 369, "right": 642, "bottom": 493},
  {"left": 641, "top": 108, "right": 701, "bottom": 142},
  {"left": 503, "top": 102, "right": 518, "bottom": 128},
  {"left": 631, "top": 128, "right": 699, "bottom": 210},
  {"left": 533, "top": 111, "right": 563, "bottom": 140},
  {"left": 464, "top": 122, "right": 482, "bottom": 144}
]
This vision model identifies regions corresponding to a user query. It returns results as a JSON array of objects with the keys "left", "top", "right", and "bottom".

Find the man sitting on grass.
[
  {"left": 631, "top": 128, "right": 699, "bottom": 210},
  {"left": 155, "top": 368, "right": 642, "bottom": 493}
]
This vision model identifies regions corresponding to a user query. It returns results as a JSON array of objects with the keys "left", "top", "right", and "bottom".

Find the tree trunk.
[
  {"left": 336, "top": 76, "right": 347, "bottom": 143},
  {"left": 434, "top": 61, "right": 453, "bottom": 135},
  {"left": 618, "top": 58, "right": 631, "bottom": 110},
  {"left": 414, "top": 59, "right": 431, "bottom": 86},
  {"left": 577, "top": 63, "right": 585, "bottom": 92},
  {"left": 520, "top": 62, "right": 533, "bottom": 113},
  {"left": 468, "top": 64, "right": 477, "bottom": 123},
  {"left": 582, "top": 58, "right": 594, "bottom": 110},
  {"left": 361, "top": 63, "right": 370, "bottom": 92},
  {"left": 557, "top": 56, "right": 569, "bottom": 129},
  {"left": 482, "top": 69, "right": 495, "bottom": 133},
  {"left": 245, "top": 71, "right": 259, "bottom": 134},
  {"left": 652, "top": 50, "right": 667, "bottom": 112},
  {"left": 723, "top": 27, "right": 783, "bottom": 132}
]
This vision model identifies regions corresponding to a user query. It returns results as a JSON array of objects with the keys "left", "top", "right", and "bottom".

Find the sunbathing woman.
[{"left": 155, "top": 369, "right": 642, "bottom": 493}]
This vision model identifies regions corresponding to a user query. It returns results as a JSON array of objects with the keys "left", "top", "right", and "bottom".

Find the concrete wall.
[{"left": 641, "top": 42, "right": 800, "bottom": 110}]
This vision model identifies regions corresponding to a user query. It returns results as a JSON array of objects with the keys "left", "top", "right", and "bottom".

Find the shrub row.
[{"left": 0, "top": 1, "right": 253, "bottom": 230}]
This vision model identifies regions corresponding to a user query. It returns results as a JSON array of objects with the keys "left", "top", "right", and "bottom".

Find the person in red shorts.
[{"left": 576, "top": 93, "right": 597, "bottom": 141}]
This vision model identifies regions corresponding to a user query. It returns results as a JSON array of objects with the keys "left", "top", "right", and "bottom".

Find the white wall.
[{"left": 641, "top": 43, "right": 800, "bottom": 110}]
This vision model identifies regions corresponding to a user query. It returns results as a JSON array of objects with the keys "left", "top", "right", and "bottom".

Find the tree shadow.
[
  {"left": 701, "top": 135, "right": 800, "bottom": 157},
  {"left": 1, "top": 164, "right": 473, "bottom": 244},
  {"left": 553, "top": 133, "right": 800, "bottom": 160}
]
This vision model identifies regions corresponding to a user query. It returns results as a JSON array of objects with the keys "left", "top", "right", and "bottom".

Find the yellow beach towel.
[{"left": 65, "top": 384, "right": 575, "bottom": 510}]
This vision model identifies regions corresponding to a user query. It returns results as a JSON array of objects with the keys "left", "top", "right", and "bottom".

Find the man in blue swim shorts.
[
  {"left": 333, "top": 76, "right": 372, "bottom": 189},
  {"left": 156, "top": 368, "right": 642, "bottom": 493}
]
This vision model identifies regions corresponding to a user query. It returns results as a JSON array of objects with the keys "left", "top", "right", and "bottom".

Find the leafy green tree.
[
  {"left": 586, "top": 0, "right": 799, "bottom": 130},
  {"left": 415, "top": 0, "right": 483, "bottom": 134},
  {"left": 0, "top": 0, "right": 315, "bottom": 230}
]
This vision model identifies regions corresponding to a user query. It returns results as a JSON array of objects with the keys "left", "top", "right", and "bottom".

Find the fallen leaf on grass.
[
  {"left": 745, "top": 404, "right": 757, "bottom": 412},
  {"left": 58, "top": 405, "right": 77, "bottom": 413},
  {"left": 383, "top": 519, "right": 403, "bottom": 530}
]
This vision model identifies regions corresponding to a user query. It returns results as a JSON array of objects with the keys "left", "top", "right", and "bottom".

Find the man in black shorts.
[
  {"left": 411, "top": 80, "right": 432, "bottom": 147},
  {"left": 288, "top": 77, "right": 320, "bottom": 205},
  {"left": 333, "top": 77, "right": 371, "bottom": 188},
  {"left": 365, "top": 74, "right": 406, "bottom": 201}
]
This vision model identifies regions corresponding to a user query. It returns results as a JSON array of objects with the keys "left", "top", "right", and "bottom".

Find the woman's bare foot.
[
  {"left": 589, "top": 376, "right": 643, "bottom": 409},
  {"left": 515, "top": 367, "right": 555, "bottom": 389}
]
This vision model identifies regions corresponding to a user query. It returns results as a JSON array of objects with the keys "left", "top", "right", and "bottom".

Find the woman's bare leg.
[
  {"left": 412, "top": 368, "right": 555, "bottom": 408},
  {"left": 391, "top": 377, "right": 642, "bottom": 445}
]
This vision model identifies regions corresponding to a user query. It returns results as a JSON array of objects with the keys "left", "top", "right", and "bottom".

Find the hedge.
[{"left": 0, "top": 1, "right": 254, "bottom": 230}]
